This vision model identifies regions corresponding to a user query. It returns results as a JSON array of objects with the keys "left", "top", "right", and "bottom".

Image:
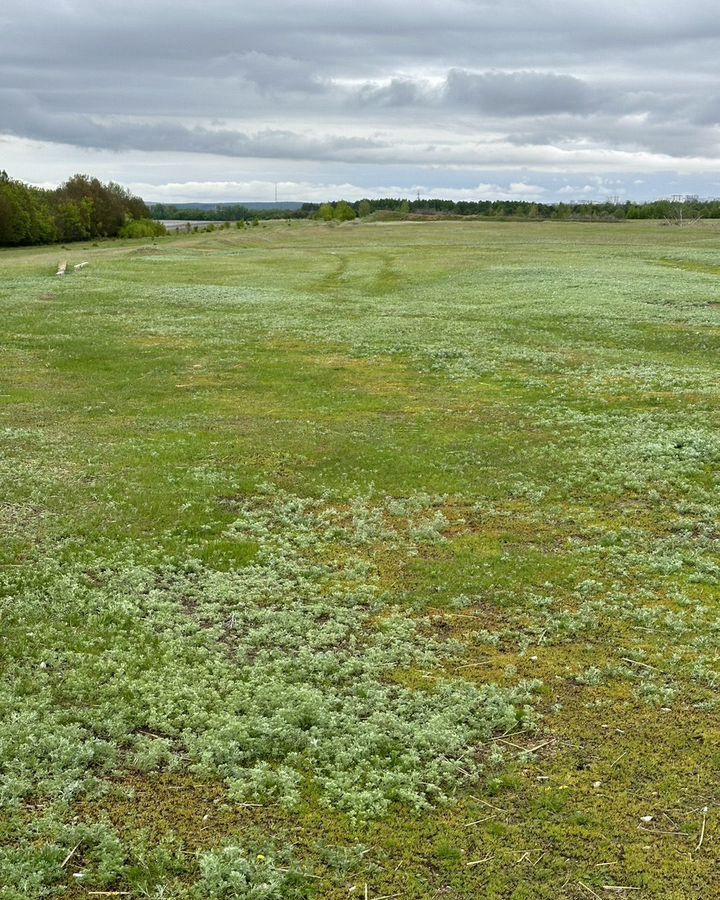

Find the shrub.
[{"left": 119, "top": 218, "right": 166, "bottom": 239}]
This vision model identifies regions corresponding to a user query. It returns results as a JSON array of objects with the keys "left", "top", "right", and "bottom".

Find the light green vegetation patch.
[{"left": 0, "top": 220, "right": 719, "bottom": 898}]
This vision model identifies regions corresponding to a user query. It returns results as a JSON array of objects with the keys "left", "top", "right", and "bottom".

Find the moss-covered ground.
[{"left": 1, "top": 219, "right": 719, "bottom": 898}]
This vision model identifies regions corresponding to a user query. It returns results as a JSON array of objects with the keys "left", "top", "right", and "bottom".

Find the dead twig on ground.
[
  {"left": 620, "top": 657, "right": 659, "bottom": 671},
  {"left": 464, "top": 814, "right": 496, "bottom": 827},
  {"left": 61, "top": 844, "right": 79, "bottom": 868},
  {"left": 468, "top": 796, "right": 505, "bottom": 813},
  {"left": 638, "top": 826, "right": 688, "bottom": 836},
  {"left": 696, "top": 806, "right": 708, "bottom": 851}
]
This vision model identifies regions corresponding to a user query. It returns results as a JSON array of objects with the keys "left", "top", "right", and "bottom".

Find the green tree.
[
  {"left": 55, "top": 198, "right": 92, "bottom": 241},
  {"left": 334, "top": 200, "right": 356, "bottom": 221},
  {"left": 316, "top": 203, "right": 335, "bottom": 221},
  {"left": 0, "top": 177, "right": 56, "bottom": 245},
  {"left": 55, "top": 174, "right": 149, "bottom": 238}
]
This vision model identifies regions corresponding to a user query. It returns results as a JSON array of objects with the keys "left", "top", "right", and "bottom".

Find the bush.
[
  {"left": 118, "top": 218, "right": 166, "bottom": 239},
  {"left": 196, "top": 846, "right": 306, "bottom": 899}
]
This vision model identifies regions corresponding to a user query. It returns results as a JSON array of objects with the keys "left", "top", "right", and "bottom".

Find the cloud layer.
[{"left": 2, "top": 0, "right": 720, "bottom": 200}]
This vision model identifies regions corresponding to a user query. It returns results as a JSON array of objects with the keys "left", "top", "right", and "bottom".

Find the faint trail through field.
[{"left": 310, "top": 250, "right": 401, "bottom": 297}]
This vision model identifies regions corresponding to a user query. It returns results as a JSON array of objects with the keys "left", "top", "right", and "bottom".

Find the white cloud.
[{"left": 129, "top": 179, "right": 548, "bottom": 203}]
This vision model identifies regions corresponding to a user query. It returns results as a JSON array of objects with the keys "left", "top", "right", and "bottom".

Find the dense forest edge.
[
  {"left": 0, "top": 171, "right": 163, "bottom": 246},
  {"left": 3, "top": 170, "right": 720, "bottom": 247}
]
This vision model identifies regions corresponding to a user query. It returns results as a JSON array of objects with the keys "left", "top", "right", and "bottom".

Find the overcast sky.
[{"left": 2, "top": 0, "right": 720, "bottom": 203}]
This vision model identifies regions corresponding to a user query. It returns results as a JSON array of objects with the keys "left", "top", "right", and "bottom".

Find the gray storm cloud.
[
  {"left": 0, "top": 90, "right": 389, "bottom": 161},
  {"left": 443, "top": 70, "right": 595, "bottom": 117}
]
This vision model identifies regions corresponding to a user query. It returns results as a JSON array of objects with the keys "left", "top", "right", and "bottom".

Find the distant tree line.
[
  {"left": 303, "top": 197, "right": 720, "bottom": 222},
  {"left": 0, "top": 172, "right": 159, "bottom": 246},
  {"left": 149, "top": 203, "right": 308, "bottom": 221},
  {"left": 149, "top": 196, "right": 720, "bottom": 224}
]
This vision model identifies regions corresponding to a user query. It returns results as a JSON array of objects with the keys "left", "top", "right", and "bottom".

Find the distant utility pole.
[{"left": 274, "top": 182, "right": 278, "bottom": 204}]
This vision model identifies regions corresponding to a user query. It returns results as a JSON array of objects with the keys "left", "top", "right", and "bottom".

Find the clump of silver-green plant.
[{"left": 0, "top": 486, "right": 539, "bottom": 832}]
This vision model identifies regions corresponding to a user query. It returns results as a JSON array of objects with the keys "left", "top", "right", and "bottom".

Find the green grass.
[{"left": 1, "top": 219, "right": 719, "bottom": 898}]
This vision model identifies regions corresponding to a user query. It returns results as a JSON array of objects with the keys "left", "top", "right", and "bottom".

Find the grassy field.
[{"left": 1, "top": 218, "right": 719, "bottom": 899}]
